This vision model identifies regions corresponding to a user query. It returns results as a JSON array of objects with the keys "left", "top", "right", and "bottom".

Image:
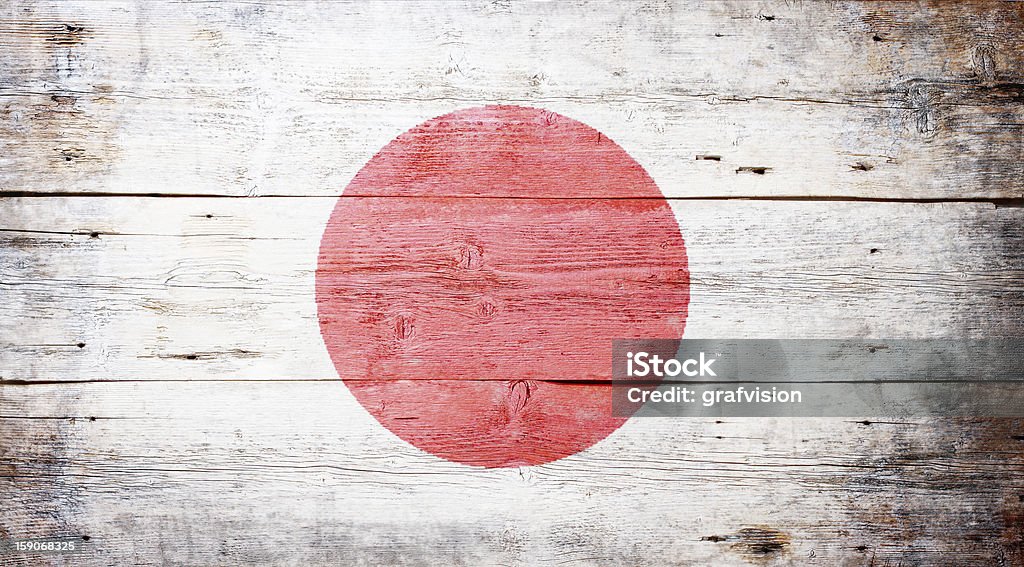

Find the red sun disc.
[{"left": 316, "top": 105, "right": 689, "bottom": 467}]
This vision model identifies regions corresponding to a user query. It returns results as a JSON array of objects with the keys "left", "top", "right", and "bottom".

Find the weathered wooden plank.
[
  {"left": 0, "top": 1, "right": 1021, "bottom": 198},
  {"left": 1, "top": 197, "right": 1021, "bottom": 383},
  {"left": 1, "top": 2, "right": 1022, "bottom": 565},
  {"left": 1, "top": 381, "right": 1022, "bottom": 565}
]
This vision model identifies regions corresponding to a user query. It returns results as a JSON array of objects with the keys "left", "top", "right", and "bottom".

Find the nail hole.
[
  {"left": 870, "top": 248, "right": 879, "bottom": 254},
  {"left": 76, "top": 342, "right": 85, "bottom": 349},
  {"left": 872, "top": 34, "right": 883, "bottom": 42},
  {"left": 89, "top": 232, "right": 99, "bottom": 238},
  {"left": 81, "top": 535, "right": 91, "bottom": 541}
]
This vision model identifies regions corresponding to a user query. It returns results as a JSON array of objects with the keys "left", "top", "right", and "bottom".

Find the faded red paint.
[{"left": 317, "top": 106, "right": 688, "bottom": 467}]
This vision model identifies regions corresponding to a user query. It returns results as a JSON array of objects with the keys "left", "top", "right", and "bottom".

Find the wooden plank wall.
[{"left": 2, "top": 1, "right": 1023, "bottom": 565}]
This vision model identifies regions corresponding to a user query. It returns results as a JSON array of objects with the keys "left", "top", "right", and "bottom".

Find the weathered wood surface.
[
  {"left": 3, "top": 382, "right": 1024, "bottom": 566},
  {"left": 1, "top": 198, "right": 1022, "bottom": 382},
  {"left": 2, "top": 0, "right": 1024, "bottom": 566},
  {"left": 0, "top": 1, "right": 1022, "bottom": 199}
]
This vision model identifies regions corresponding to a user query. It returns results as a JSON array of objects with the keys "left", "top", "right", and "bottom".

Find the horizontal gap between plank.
[{"left": 0, "top": 192, "right": 1022, "bottom": 207}]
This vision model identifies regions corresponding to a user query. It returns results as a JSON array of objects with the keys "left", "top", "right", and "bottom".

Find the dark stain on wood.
[
  {"left": 1003, "top": 493, "right": 1024, "bottom": 565},
  {"left": 49, "top": 94, "right": 77, "bottom": 106},
  {"left": 0, "top": 14, "right": 124, "bottom": 190},
  {"left": 57, "top": 147, "right": 87, "bottom": 164},
  {"left": 702, "top": 526, "right": 791, "bottom": 560},
  {"left": 45, "top": 23, "right": 90, "bottom": 47},
  {"left": 140, "top": 349, "right": 262, "bottom": 361}
]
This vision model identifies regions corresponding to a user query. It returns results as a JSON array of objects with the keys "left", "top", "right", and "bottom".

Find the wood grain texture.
[
  {"left": 2, "top": 1, "right": 1024, "bottom": 566},
  {"left": 0, "top": 1, "right": 1022, "bottom": 198},
  {"left": 2, "top": 381, "right": 1024, "bottom": 566},
  {"left": 1, "top": 197, "right": 1021, "bottom": 383}
]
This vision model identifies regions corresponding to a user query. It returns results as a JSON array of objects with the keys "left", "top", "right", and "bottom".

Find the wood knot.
[
  {"left": 506, "top": 380, "right": 532, "bottom": 416},
  {"left": 477, "top": 300, "right": 497, "bottom": 319},
  {"left": 394, "top": 314, "right": 414, "bottom": 340},
  {"left": 457, "top": 243, "right": 484, "bottom": 270},
  {"left": 907, "top": 83, "right": 938, "bottom": 136},
  {"left": 974, "top": 44, "right": 996, "bottom": 83}
]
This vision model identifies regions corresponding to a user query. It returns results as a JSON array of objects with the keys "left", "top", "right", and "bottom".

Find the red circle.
[{"left": 317, "top": 106, "right": 688, "bottom": 467}]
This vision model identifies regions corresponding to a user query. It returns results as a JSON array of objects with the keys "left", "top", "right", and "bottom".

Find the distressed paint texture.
[
  {"left": 1, "top": 1, "right": 1024, "bottom": 566},
  {"left": 316, "top": 106, "right": 689, "bottom": 467}
]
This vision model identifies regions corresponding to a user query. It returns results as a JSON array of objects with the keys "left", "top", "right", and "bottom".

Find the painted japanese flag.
[{"left": 315, "top": 105, "right": 688, "bottom": 467}]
